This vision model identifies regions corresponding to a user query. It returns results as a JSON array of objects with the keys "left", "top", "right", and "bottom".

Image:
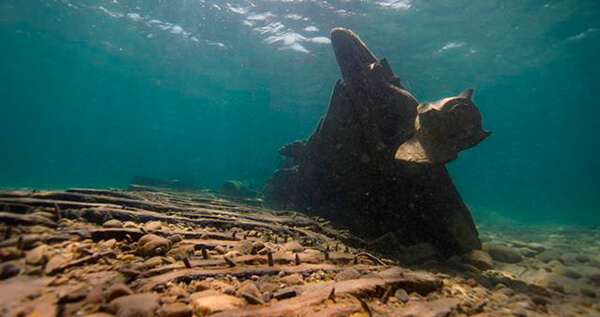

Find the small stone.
[
  {"left": 156, "top": 303, "right": 193, "bottom": 317},
  {"left": 214, "top": 245, "right": 227, "bottom": 254},
  {"left": 518, "top": 248, "right": 537, "bottom": 258},
  {"left": 103, "top": 219, "right": 124, "bottom": 228},
  {"left": 459, "top": 263, "right": 481, "bottom": 274},
  {"left": 138, "top": 234, "right": 172, "bottom": 257},
  {"left": 144, "top": 221, "right": 163, "bottom": 231},
  {"left": 257, "top": 248, "right": 270, "bottom": 256},
  {"left": 280, "top": 273, "right": 304, "bottom": 285},
  {"left": 484, "top": 243, "right": 523, "bottom": 263},
  {"left": 171, "top": 245, "right": 196, "bottom": 259},
  {"left": 104, "top": 284, "right": 134, "bottom": 303},
  {"left": 283, "top": 241, "right": 304, "bottom": 253},
  {"left": 107, "top": 293, "right": 159, "bottom": 317},
  {"left": 528, "top": 285, "right": 551, "bottom": 298},
  {"left": 144, "top": 256, "right": 164, "bottom": 268},
  {"left": 191, "top": 290, "right": 245, "bottom": 315},
  {"left": 399, "top": 243, "right": 437, "bottom": 264},
  {"left": 305, "top": 249, "right": 321, "bottom": 255},
  {"left": 395, "top": 289, "right": 409, "bottom": 303},
  {"left": 25, "top": 245, "right": 49, "bottom": 266},
  {"left": 123, "top": 221, "right": 138, "bottom": 229},
  {"left": 86, "top": 286, "right": 105, "bottom": 304},
  {"left": 0, "top": 247, "right": 24, "bottom": 261},
  {"left": 100, "top": 239, "right": 117, "bottom": 250},
  {"left": 237, "top": 281, "right": 261, "bottom": 298},
  {"left": 258, "top": 282, "right": 278, "bottom": 293},
  {"left": 466, "top": 278, "right": 478, "bottom": 287},
  {"left": 193, "top": 281, "right": 211, "bottom": 292},
  {"left": 167, "top": 285, "right": 188, "bottom": 298},
  {"left": 589, "top": 273, "right": 600, "bottom": 285},
  {"left": 45, "top": 254, "right": 69, "bottom": 275},
  {"left": 169, "top": 235, "right": 183, "bottom": 244},
  {"left": 555, "top": 266, "right": 582, "bottom": 279},
  {"left": 32, "top": 211, "right": 56, "bottom": 221},
  {"left": 121, "top": 254, "right": 135, "bottom": 261},
  {"left": 581, "top": 288, "right": 597, "bottom": 298},
  {"left": 252, "top": 242, "right": 265, "bottom": 254},
  {"left": 225, "top": 250, "right": 242, "bottom": 259},
  {"left": 210, "top": 281, "right": 235, "bottom": 295},
  {"left": 575, "top": 254, "right": 591, "bottom": 263},
  {"left": 234, "top": 240, "right": 253, "bottom": 255},
  {"left": 0, "top": 263, "right": 20, "bottom": 280},
  {"left": 261, "top": 292, "right": 272, "bottom": 303},
  {"left": 532, "top": 295, "right": 550, "bottom": 306},
  {"left": 335, "top": 267, "right": 360, "bottom": 282},
  {"left": 537, "top": 250, "right": 562, "bottom": 263}
]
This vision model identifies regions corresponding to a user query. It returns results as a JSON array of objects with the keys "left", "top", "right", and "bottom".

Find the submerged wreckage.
[{"left": 265, "top": 28, "right": 490, "bottom": 260}]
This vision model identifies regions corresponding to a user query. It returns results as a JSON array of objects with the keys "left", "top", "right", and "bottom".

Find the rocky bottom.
[{"left": 0, "top": 186, "right": 598, "bottom": 317}]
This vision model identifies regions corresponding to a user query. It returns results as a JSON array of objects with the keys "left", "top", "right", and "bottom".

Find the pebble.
[
  {"left": 144, "top": 256, "right": 164, "bottom": 268},
  {"left": 280, "top": 273, "right": 304, "bottom": 285},
  {"left": 225, "top": 250, "right": 242, "bottom": 259},
  {"left": 107, "top": 293, "right": 160, "bottom": 317},
  {"left": 25, "top": 244, "right": 49, "bottom": 266},
  {"left": 191, "top": 290, "right": 245, "bottom": 315},
  {"left": 252, "top": 242, "right": 265, "bottom": 254},
  {"left": 259, "top": 282, "right": 278, "bottom": 293},
  {"left": 305, "top": 249, "right": 321, "bottom": 255},
  {"left": 103, "top": 219, "right": 124, "bottom": 228},
  {"left": 575, "top": 254, "right": 591, "bottom": 263},
  {"left": 484, "top": 244, "right": 523, "bottom": 263},
  {"left": 45, "top": 254, "right": 69, "bottom": 275},
  {"left": 237, "top": 280, "right": 261, "bottom": 298},
  {"left": 283, "top": 241, "right": 304, "bottom": 253},
  {"left": 395, "top": 289, "right": 409, "bottom": 303},
  {"left": 580, "top": 288, "right": 597, "bottom": 298},
  {"left": 123, "top": 221, "right": 138, "bottom": 229},
  {"left": 100, "top": 239, "right": 117, "bottom": 250},
  {"left": 518, "top": 248, "right": 537, "bottom": 258},
  {"left": 86, "top": 286, "right": 105, "bottom": 304},
  {"left": 0, "top": 247, "right": 24, "bottom": 261},
  {"left": 144, "top": 221, "right": 163, "bottom": 231},
  {"left": 138, "top": 234, "right": 172, "bottom": 257},
  {"left": 169, "top": 235, "right": 183, "bottom": 244},
  {"left": 556, "top": 266, "right": 582, "bottom": 279},
  {"left": 0, "top": 263, "right": 20, "bottom": 280},
  {"left": 528, "top": 284, "right": 551, "bottom": 298},
  {"left": 104, "top": 283, "right": 134, "bottom": 303},
  {"left": 532, "top": 295, "right": 551, "bottom": 306},
  {"left": 335, "top": 267, "right": 360, "bottom": 282},
  {"left": 589, "top": 273, "right": 600, "bottom": 285},
  {"left": 234, "top": 240, "right": 253, "bottom": 255},
  {"left": 466, "top": 278, "right": 478, "bottom": 287},
  {"left": 210, "top": 281, "right": 235, "bottom": 295},
  {"left": 156, "top": 303, "right": 193, "bottom": 317},
  {"left": 537, "top": 250, "right": 562, "bottom": 263}
]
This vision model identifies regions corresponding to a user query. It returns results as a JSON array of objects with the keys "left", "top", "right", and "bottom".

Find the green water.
[{"left": 1, "top": 0, "right": 598, "bottom": 224}]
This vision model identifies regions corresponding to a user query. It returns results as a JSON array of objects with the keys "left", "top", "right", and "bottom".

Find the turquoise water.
[{"left": 1, "top": 0, "right": 598, "bottom": 223}]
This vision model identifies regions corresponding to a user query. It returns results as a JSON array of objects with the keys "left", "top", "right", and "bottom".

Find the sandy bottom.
[{"left": 0, "top": 187, "right": 598, "bottom": 317}]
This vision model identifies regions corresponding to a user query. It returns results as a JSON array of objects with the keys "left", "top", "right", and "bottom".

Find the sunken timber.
[{"left": 264, "top": 28, "right": 491, "bottom": 261}]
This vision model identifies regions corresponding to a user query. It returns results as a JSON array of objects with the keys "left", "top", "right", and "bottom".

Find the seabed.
[{"left": 0, "top": 183, "right": 598, "bottom": 317}]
